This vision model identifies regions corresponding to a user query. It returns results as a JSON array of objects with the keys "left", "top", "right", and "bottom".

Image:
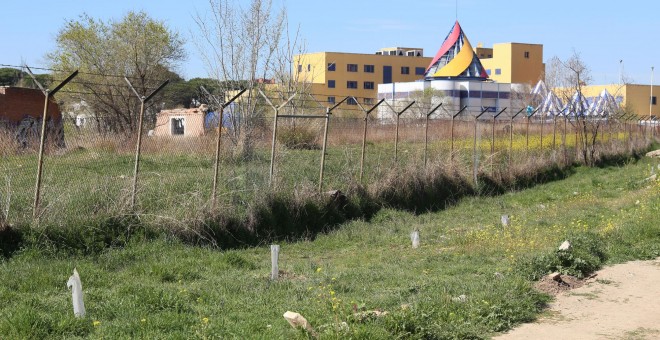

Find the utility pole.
[{"left": 651, "top": 66, "right": 655, "bottom": 139}]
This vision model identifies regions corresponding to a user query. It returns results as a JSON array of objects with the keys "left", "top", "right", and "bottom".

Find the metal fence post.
[
  {"left": 491, "top": 108, "right": 507, "bottom": 157},
  {"left": 552, "top": 115, "right": 558, "bottom": 149},
  {"left": 359, "top": 99, "right": 384, "bottom": 181},
  {"left": 450, "top": 106, "right": 467, "bottom": 162},
  {"left": 509, "top": 108, "right": 524, "bottom": 167},
  {"left": 473, "top": 108, "right": 489, "bottom": 184},
  {"left": 261, "top": 90, "right": 297, "bottom": 187},
  {"left": 424, "top": 103, "right": 443, "bottom": 166},
  {"left": 318, "top": 109, "right": 331, "bottom": 192},
  {"left": 25, "top": 67, "right": 78, "bottom": 220},
  {"left": 203, "top": 87, "right": 246, "bottom": 210},
  {"left": 393, "top": 101, "right": 415, "bottom": 163},
  {"left": 125, "top": 78, "right": 170, "bottom": 210}
]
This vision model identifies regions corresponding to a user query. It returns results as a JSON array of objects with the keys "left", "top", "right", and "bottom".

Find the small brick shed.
[
  {"left": 0, "top": 86, "right": 65, "bottom": 147},
  {"left": 153, "top": 105, "right": 209, "bottom": 137}
]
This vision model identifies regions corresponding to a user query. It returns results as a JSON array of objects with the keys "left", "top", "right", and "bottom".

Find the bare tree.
[
  {"left": 194, "top": 0, "right": 288, "bottom": 158},
  {"left": 550, "top": 51, "right": 614, "bottom": 166},
  {"left": 511, "top": 83, "right": 536, "bottom": 112}
]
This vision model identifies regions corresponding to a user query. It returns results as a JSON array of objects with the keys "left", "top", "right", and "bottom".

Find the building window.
[
  {"left": 415, "top": 67, "right": 425, "bottom": 75},
  {"left": 347, "top": 81, "right": 358, "bottom": 89},
  {"left": 327, "top": 63, "right": 336, "bottom": 71},
  {"left": 653, "top": 96, "right": 657, "bottom": 105},
  {"left": 524, "top": 51, "right": 530, "bottom": 59},
  {"left": 363, "top": 81, "right": 374, "bottom": 89},
  {"left": 488, "top": 54, "right": 492, "bottom": 58},
  {"left": 364, "top": 98, "right": 374, "bottom": 105},
  {"left": 327, "top": 96, "right": 335, "bottom": 104},
  {"left": 347, "top": 97, "right": 358, "bottom": 105},
  {"left": 401, "top": 66, "right": 410, "bottom": 74},
  {"left": 328, "top": 80, "right": 335, "bottom": 88},
  {"left": 297, "top": 64, "right": 302, "bottom": 73},
  {"left": 486, "top": 69, "right": 491, "bottom": 75},
  {"left": 347, "top": 64, "right": 358, "bottom": 72},
  {"left": 171, "top": 117, "right": 185, "bottom": 135},
  {"left": 364, "top": 64, "right": 375, "bottom": 73},
  {"left": 495, "top": 69, "right": 501, "bottom": 75},
  {"left": 307, "top": 64, "right": 311, "bottom": 71}
]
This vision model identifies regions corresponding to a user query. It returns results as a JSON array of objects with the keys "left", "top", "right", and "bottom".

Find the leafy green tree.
[
  {"left": 48, "top": 11, "right": 185, "bottom": 134},
  {"left": 0, "top": 68, "right": 21, "bottom": 86},
  {"left": 0, "top": 68, "right": 52, "bottom": 88},
  {"left": 160, "top": 77, "right": 223, "bottom": 109}
]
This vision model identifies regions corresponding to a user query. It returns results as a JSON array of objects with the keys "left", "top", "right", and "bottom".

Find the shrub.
[
  {"left": 519, "top": 232, "right": 607, "bottom": 280},
  {"left": 23, "top": 215, "right": 153, "bottom": 256},
  {"left": 276, "top": 126, "right": 319, "bottom": 150}
]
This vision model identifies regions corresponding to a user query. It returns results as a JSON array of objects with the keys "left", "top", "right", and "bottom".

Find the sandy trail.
[{"left": 496, "top": 257, "right": 660, "bottom": 340}]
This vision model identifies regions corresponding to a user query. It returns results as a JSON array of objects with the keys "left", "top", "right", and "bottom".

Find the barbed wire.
[
  {"left": 2, "top": 63, "right": 541, "bottom": 116},
  {"left": 0, "top": 63, "right": 173, "bottom": 83}
]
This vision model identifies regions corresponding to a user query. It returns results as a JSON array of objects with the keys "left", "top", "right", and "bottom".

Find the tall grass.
[{"left": 0, "top": 118, "right": 656, "bottom": 256}]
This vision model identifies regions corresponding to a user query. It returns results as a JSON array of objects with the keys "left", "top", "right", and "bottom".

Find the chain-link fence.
[{"left": 1, "top": 101, "right": 656, "bottom": 231}]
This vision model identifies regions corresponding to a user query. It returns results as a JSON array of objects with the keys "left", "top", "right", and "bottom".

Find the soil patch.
[
  {"left": 497, "top": 257, "right": 660, "bottom": 340},
  {"left": 533, "top": 273, "right": 588, "bottom": 295}
]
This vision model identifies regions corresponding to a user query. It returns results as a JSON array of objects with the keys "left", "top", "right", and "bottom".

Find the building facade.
[
  {"left": 478, "top": 43, "right": 545, "bottom": 85},
  {"left": 378, "top": 21, "right": 512, "bottom": 119},
  {"left": 580, "top": 84, "right": 658, "bottom": 118},
  {"left": 153, "top": 105, "right": 209, "bottom": 137},
  {"left": 293, "top": 48, "right": 432, "bottom": 108},
  {"left": 292, "top": 21, "right": 542, "bottom": 116},
  {"left": 377, "top": 80, "right": 511, "bottom": 120}
]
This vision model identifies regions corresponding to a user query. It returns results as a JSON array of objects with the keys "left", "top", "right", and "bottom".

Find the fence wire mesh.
[{"left": 0, "top": 105, "right": 655, "bottom": 229}]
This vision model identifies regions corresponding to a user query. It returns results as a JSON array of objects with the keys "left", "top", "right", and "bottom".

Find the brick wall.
[
  {"left": 0, "top": 86, "right": 62, "bottom": 123},
  {"left": 0, "top": 86, "right": 65, "bottom": 148}
]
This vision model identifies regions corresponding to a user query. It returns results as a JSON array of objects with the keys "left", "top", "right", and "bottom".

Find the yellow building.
[
  {"left": 293, "top": 47, "right": 432, "bottom": 107},
  {"left": 478, "top": 43, "right": 545, "bottom": 85},
  {"left": 580, "top": 84, "right": 658, "bottom": 118}
]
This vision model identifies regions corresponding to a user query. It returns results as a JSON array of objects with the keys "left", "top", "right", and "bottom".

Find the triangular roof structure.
[
  {"left": 539, "top": 91, "right": 564, "bottom": 117},
  {"left": 531, "top": 80, "right": 549, "bottom": 98},
  {"left": 425, "top": 21, "right": 489, "bottom": 80},
  {"left": 564, "top": 90, "right": 589, "bottom": 117},
  {"left": 589, "top": 89, "right": 620, "bottom": 117}
]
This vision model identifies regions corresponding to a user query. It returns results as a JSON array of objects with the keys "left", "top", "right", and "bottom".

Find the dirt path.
[{"left": 496, "top": 257, "right": 660, "bottom": 340}]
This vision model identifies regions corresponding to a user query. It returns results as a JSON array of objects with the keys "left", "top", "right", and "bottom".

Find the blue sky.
[{"left": 2, "top": 0, "right": 657, "bottom": 84}]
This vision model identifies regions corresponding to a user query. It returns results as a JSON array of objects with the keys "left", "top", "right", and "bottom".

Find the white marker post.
[
  {"left": 411, "top": 230, "right": 420, "bottom": 249},
  {"left": 501, "top": 215, "right": 510, "bottom": 228},
  {"left": 67, "top": 268, "right": 86, "bottom": 317},
  {"left": 271, "top": 245, "right": 280, "bottom": 280}
]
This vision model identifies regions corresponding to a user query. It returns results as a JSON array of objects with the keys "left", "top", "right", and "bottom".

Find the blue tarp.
[{"left": 204, "top": 111, "right": 233, "bottom": 130}]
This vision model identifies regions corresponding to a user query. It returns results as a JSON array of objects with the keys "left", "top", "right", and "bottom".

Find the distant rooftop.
[{"left": 375, "top": 47, "right": 424, "bottom": 57}]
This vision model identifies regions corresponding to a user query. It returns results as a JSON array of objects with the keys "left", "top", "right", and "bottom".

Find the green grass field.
[
  {"left": 0, "top": 122, "right": 638, "bottom": 228},
  {"left": 1, "top": 152, "right": 658, "bottom": 338}
]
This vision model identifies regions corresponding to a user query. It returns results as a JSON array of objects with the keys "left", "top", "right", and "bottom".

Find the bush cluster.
[
  {"left": 276, "top": 126, "right": 319, "bottom": 150},
  {"left": 519, "top": 232, "right": 607, "bottom": 280}
]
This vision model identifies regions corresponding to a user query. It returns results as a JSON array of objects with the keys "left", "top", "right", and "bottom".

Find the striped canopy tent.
[
  {"left": 563, "top": 90, "right": 589, "bottom": 117},
  {"left": 424, "top": 21, "right": 489, "bottom": 80},
  {"left": 604, "top": 90, "right": 621, "bottom": 116},
  {"left": 588, "top": 89, "right": 620, "bottom": 117},
  {"left": 538, "top": 91, "right": 564, "bottom": 117},
  {"left": 531, "top": 80, "right": 549, "bottom": 99}
]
